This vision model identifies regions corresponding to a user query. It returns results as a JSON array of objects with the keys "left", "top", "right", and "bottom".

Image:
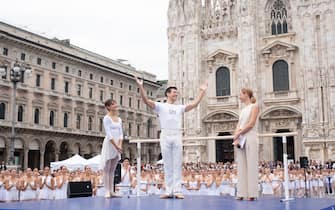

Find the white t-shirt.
[{"left": 154, "top": 102, "right": 186, "bottom": 130}]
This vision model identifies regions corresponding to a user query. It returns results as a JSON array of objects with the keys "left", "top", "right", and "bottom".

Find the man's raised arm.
[
  {"left": 185, "top": 81, "right": 208, "bottom": 112},
  {"left": 134, "top": 76, "right": 156, "bottom": 110}
]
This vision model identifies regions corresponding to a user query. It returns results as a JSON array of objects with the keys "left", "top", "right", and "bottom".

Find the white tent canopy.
[
  {"left": 50, "top": 154, "right": 89, "bottom": 171},
  {"left": 86, "top": 154, "right": 101, "bottom": 171}
]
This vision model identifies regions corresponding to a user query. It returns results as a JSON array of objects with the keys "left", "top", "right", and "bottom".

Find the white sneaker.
[{"left": 104, "top": 192, "right": 111, "bottom": 198}]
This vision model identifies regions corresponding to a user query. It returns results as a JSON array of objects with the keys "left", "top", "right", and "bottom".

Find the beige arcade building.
[{"left": 0, "top": 22, "right": 161, "bottom": 169}]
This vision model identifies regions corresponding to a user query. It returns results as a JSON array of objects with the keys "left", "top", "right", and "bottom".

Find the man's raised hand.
[
  {"left": 200, "top": 80, "right": 208, "bottom": 92},
  {"left": 134, "top": 75, "right": 143, "bottom": 86}
]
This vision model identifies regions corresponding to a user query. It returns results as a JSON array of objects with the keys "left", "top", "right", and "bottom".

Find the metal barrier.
[{"left": 129, "top": 132, "right": 298, "bottom": 200}]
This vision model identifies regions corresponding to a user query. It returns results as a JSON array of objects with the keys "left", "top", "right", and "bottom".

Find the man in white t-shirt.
[{"left": 135, "top": 76, "right": 207, "bottom": 199}]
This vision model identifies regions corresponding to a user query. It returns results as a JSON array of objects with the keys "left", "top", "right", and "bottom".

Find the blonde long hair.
[{"left": 241, "top": 88, "right": 256, "bottom": 104}]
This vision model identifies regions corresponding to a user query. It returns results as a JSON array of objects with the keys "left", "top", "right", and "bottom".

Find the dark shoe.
[
  {"left": 110, "top": 193, "right": 122, "bottom": 198},
  {"left": 247, "top": 197, "right": 256, "bottom": 201},
  {"left": 235, "top": 197, "right": 243, "bottom": 200}
]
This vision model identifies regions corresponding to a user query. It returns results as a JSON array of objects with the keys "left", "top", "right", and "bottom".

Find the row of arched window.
[
  {"left": 0, "top": 105, "right": 153, "bottom": 138},
  {"left": 0, "top": 106, "right": 99, "bottom": 131},
  {"left": 216, "top": 60, "right": 290, "bottom": 97}
]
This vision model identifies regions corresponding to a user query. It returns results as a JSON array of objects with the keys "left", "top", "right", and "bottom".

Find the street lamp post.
[{"left": 0, "top": 61, "right": 31, "bottom": 166}]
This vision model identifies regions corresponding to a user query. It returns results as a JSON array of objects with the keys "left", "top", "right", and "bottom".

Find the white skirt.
[
  {"left": 55, "top": 183, "right": 68, "bottom": 200},
  {"left": 262, "top": 183, "right": 274, "bottom": 195},
  {"left": 4, "top": 188, "right": 19, "bottom": 201},
  {"left": 39, "top": 187, "right": 54, "bottom": 200},
  {"left": 96, "top": 186, "right": 106, "bottom": 197},
  {"left": 0, "top": 186, "right": 4, "bottom": 201},
  {"left": 20, "top": 189, "right": 37, "bottom": 200}
]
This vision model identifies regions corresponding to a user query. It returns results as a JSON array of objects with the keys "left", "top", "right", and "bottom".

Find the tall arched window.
[
  {"left": 34, "top": 109, "right": 40, "bottom": 124},
  {"left": 0, "top": 103, "right": 5, "bottom": 120},
  {"left": 273, "top": 60, "right": 289, "bottom": 91},
  {"left": 88, "top": 116, "right": 93, "bottom": 131},
  {"left": 216, "top": 67, "right": 230, "bottom": 96},
  {"left": 99, "top": 118, "right": 103, "bottom": 132},
  {"left": 271, "top": 0, "right": 288, "bottom": 35},
  {"left": 18, "top": 105, "right": 23, "bottom": 122},
  {"left": 49, "top": 111, "right": 55, "bottom": 126},
  {"left": 147, "top": 119, "right": 152, "bottom": 138},
  {"left": 76, "top": 114, "right": 81, "bottom": 129},
  {"left": 64, "top": 113, "right": 68, "bottom": 128}
]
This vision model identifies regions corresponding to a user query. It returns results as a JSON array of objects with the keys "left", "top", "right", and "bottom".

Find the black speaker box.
[
  {"left": 114, "top": 162, "right": 121, "bottom": 184},
  {"left": 299, "top": 156, "right": 309, "bottom": 168},
  {"left": 67, "top": 181, "right": 92, "bottom": 198}
]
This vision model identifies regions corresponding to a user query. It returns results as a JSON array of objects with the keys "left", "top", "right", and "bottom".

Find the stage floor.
[{"left": 0, "top": 196, "right": 334, "bottom": 210}]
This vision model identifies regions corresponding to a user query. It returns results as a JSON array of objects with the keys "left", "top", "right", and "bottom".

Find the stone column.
[
  {"left": 55, "top": 149, "right": 60, "bottom": 162},
  {"left": 24, "top": 148, "right": 29, "bottom": 169},
  {"left": 40, "top": 145, "right": 45, "bottom": 169},
  {"left": 5, "top": 140, "right": 10, "bottom": 165},
  {"left": 207, "top": 139, "right": 216, "bottom": 162},
  {"left": 304, "top": 146, "right": 310, "bottom": 157}
]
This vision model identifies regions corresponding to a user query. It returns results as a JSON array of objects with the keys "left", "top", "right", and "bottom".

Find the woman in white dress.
[
  {"left": 317, "top": 171, "right": 325, "bottom": 198},
  {"left": 20, "top": 168, "right": 38, "bottom": 201},
  {"left": 220, "top": 170, "right": 232, "bottom": 196},
  {"left": 95, "top": 170, "right": 105, "bottom": 197},
  {"left": 272, "top": 169, "right": 283, "bottom": 197},
  {"left": 32, "top": 168, "right": 41, "bottom": 199},
  {"left": 230, "top": 170, "right": 238, "bottom": 197},
  {"left": 0, "top": 172, "right": 5, "bottom": 201},
  {"left": 198, "top": 172, "right": 208, "bottom": 195},
  {"left": 4, "top": 170, "right": 19, "bottom": 202},
  {"left": 54, "top": 170, "right": 68, "bottom": 200},
  {"left": 119, "top": 158, "right": 132, "bottom": 196},
  {"left": 101, "top": 99, "right": 123, "bottom": 198},
  {"left": 39, "top": 167, "right": 54, "bottom": 200},
  {"left": 187, "top": 173, "right": 200, "bottom": 195},
  {"left": 233, "top": 88, "right": 259, "bottom": 201},
  {"left": 260, "top": 168, "right": 273, "bottom": 195}
]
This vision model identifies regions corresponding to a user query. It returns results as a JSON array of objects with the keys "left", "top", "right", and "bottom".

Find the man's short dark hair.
[
  {"left": 123, "top": 158, "right": 130, "bottom": 162},
  {"left": 165, "top": 86, "right": 177, "bottom": 97}
]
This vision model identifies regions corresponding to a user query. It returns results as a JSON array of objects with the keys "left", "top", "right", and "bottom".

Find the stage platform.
[{"left": 0, "top": 196, "right": 334, "bottom": 210}]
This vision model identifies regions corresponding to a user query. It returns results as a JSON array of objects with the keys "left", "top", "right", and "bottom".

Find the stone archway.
[
  {"left": 0, "top": 136, "right": 6, "bottom": 163},
  {"left": 260, "top": 106, "right": 302, "bottom": 161},
  {"left": 59, "top": 142, "right": 70, "bottom": 161},
  {"left": 72, "top": 142, "right": 81, "bottom": 156},
  {"left": 44, "top": 141, "right": 56, "bottom": 167},
  {"left": 202, "top": 110, "right": 239, "bottom": 162},
  {"left": 83, "top": 143, "right": 93, "bottom": 159},
  {"left": 28, "top": 139, "right": 40, "bottom": 169}
]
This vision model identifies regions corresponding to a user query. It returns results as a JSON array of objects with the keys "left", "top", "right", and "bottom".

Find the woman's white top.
[
  {"left": 101, "top": 115, "right": 123, "bottom": 169},
  {"left": 239, "top": 103, "right": 257, "bottom": 130}
]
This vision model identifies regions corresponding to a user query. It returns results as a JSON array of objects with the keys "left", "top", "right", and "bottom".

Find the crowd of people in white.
[{"left": 0, "top": 159, "right": 334, "bottom": 202}]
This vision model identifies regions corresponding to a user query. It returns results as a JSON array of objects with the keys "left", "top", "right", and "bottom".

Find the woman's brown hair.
[
  {"left": 241, "top": 88, "right": 256, "bottom": 104},
  {"left": 104, "top": 99, "right": 117, "bottom": 111}
]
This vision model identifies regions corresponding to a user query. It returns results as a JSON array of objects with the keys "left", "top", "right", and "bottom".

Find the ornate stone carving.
[
  {"left": 168, "top": 0, "right": 198, "bottom": 27},
  {"left": 204, "top": 111, "right": 238, "bottom": 123},
  {"left": 206, "top": 49, "right": 238, "bottom": 73},
  {"left": 261, "top": 40, "right": 297, "bottom": 66},
  {"left": 200, "top": 0, "right": 238, "bottom": 39},
  {"left": 212, "top": 122, "right": 236, "bottom": 132},
  {"left": 274, "top": 119, "right": 290, "bottom": 127},
  {"left": 262, "top": 108, "right": 301, "bottom": 120}
]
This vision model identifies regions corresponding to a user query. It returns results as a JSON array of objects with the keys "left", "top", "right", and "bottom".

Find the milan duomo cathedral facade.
[{"left": 167, "top": 0, "right": 335, "bottom": 163}]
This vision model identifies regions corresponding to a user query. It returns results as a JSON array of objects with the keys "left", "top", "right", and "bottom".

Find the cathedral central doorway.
[
  {"left": 216, "top": 132, "right": 234, "bottom": 163},
  {"left": 273, "top": 129, "right": 295, "bottom": 162}
]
